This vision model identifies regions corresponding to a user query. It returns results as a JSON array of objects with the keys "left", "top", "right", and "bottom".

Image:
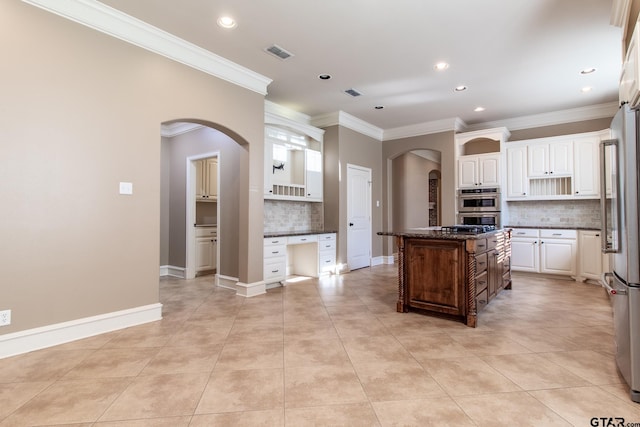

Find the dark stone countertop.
[
  {"left": 504, "top": 225, "right": 601, "bottom": 231},
  {"left": 264, "top": 230, "right": 338, "bottom": 238},
  {"left": 377, "top": 228, "right": 507, "bottom": 241}
]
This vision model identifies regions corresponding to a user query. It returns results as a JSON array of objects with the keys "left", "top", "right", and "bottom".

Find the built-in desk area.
[{"left": 263, "top": 231, "right": 337, "bottom": 287}]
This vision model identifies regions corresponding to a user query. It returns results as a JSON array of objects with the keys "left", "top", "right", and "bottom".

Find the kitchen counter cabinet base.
[{"left": 392, "top": 230, "right": 511, "bottom": 327}]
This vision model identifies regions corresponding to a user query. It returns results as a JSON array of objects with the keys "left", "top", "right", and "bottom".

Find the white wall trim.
[
  {"left": 159, "top": 265, "right": 186, "bottom": 278},
  {"left": 312, "top": 111, "right": 384, "bottom": 141},
  {"left": 161, "top": 122, "right": 204, "bottom": 138},
  {"left": 372, "top": 255, "right": 396, "bottom": 265},
  {"left": 465, "top": 102, "right": 619, "bottom": 132},
  {"left": 0, "top": 303, "right": 163, "bottom": 359},
  {"left": 235, "top": 281, "right": 266, "bottom": 297},
  {"left": 384, "top": 117, "right": 467, "bottom": 141},
  {"left": 217, "top": 274, "right": 239, "bottom": 291},
  {"left": 22, "top": 0, "right": 271, "bottom": 95}
]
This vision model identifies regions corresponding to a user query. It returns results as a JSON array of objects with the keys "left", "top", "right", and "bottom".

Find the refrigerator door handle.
[
  {"left": 602, "top": 272, "right": 628, "bottom": 295},
  {"left": 600, "top": 139, "right": 620, "bottom": 253}
]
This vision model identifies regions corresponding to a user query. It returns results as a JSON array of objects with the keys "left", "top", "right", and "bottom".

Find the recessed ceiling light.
[
  {"left": 581, "top": 86, "right": 593, "bottom": 93},
  {"left": 318, "top": 74, "right": 331, "bottom": 80},
  {"left": 580, "top": 67, "right": 597, "bottom": 75},
  {"left": 217, "top": 16, "right": 237, "bottom": 29},
  {"left": 454, "top": 85, "right": 467, "bottom": 92},
  {"left": 474, "top": 106, "right": 485, "bottom": 112},
  {"left": 434, "top": 62, "right": 449, "bottom": 71},
  {"left": 374, "top": 105, "right": 384, "bottom": 110}
]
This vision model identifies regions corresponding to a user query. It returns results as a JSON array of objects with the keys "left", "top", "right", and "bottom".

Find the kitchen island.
[{"left": 378, "top": 227, "right": 512, "bottom": 327}]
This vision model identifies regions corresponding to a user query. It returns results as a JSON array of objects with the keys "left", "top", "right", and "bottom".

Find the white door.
[
  {"left": 540, "top": 239, "right": 576, "bottom": 275},
  {"left": 510, "top": 238, "right": 539, "bottom": 272},
  {"left": 458, "top": 157, "right": 478, "bottom": 188},
  {"left": 347, "top": 164, "right": 371, "bottom": 270}
]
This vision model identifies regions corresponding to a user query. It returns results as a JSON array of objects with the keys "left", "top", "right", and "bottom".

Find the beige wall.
[
  {"left": 509, "top": 118, "right": 612, "bottom": 141},
  {"left": 1, "top": 1, "right": 264, "bottom": 335},
  {"left": 162, "top": 127, "right": 242, "bottom": 277},
  {"left": 392, "top": 152, "right": 440, "bottom": 230},
  {"left": 381, "top": 131, "right": 456, "bottom": 255},
  {"left": 323, "top": 126, "right": 384, "bottom": 266}
]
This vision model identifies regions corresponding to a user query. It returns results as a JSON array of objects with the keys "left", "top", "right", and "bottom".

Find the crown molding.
[
  {"left": 311, "top": 111, "right": 384, "bottom": 141},
  {"left": 22, "top": 0, "right": 272, "bottom": 95},
  {"left": 611, "top": 0, "right": 632, "bottom": 28},
  {"left": 264, "top": 100, "right": 312, "bottom": 125},
  {"left": 465, "top": 102, "right": 619, "bottom": 132},
  {"left": 161, "top": 122, "right": 203, "bottom": 137},
  {"left": 383, "top": 117, "right": 466, "bottom": 141}
]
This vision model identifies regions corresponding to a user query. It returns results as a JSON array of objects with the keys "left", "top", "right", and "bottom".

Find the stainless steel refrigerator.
[{"left": 601, "top": 103, "right": 640, "bottom": 403}]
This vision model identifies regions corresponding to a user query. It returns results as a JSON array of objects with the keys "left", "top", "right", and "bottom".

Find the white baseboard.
[
  {"left": 235, "top": 281, "right": 266, "bottom": 297},
  {"left": 217, "top": 274, "right": 239, "bottom": 291},
  {"left": 159, "top": 265, "right": 186, "bottom": 278},
  {"left": 0, "top": 303, "right": 163, "bottom": 359},
  {"left": 372, "top": 255, "right": 396, "bottom": 266}
]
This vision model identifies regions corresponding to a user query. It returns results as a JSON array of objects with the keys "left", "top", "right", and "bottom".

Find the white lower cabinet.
[
  {"left": 511, "top": 228, "right": 577, "bottom": 276},
  {"left": 263, "top": 237, "right": 287, "bottom": 285},
  {"left": 195, "top": 227, "right": 217, "bottom": 272},
  {"left": 510, "top": 229, "right": 539, "bottom": 272},
  {"left": 577, "top": 230, "right": 603, "bottom": 281},
  {"left": 318, "top": 233, "right": 337, "bottom": 274},
  {"left": 263, "top": 233, "right": 337, "bottom": 285}
]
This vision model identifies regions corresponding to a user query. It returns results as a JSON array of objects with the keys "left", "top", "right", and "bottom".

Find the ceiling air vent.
[
  {"left": 344, "top": 88, "right": 362, "bottom": 97},
  {"left": 264, "top": 44, "right": 294, "bottom": 60}
]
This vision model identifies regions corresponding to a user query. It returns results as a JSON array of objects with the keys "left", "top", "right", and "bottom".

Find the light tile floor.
[{"left": 1, "top": 265, "right": 640, "bottom": 426}]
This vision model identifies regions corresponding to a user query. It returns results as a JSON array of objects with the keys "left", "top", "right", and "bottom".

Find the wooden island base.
[{"left": 381, "top": 229, "right": 512, "bottom": 327}]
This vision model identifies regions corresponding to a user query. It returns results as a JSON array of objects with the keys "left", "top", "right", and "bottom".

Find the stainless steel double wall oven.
[{"left": 457, "top": 187, "right": 501, "bottom": 227}]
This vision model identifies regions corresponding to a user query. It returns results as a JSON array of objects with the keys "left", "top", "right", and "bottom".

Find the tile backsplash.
[
  {"left": 264, "top": 200, "right": 324, "bottom": 233},
  {"left": 505, "top": 199, "right": 600, "bottom": 229}
]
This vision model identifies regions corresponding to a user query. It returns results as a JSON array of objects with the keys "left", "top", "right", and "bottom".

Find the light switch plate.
[{"left": 119, "top": 182, "right": 133, "bottom": 195}]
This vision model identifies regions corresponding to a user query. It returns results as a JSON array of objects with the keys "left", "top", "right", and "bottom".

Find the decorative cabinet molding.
[
  {"left": 263, "top": 125, "right": 324, "bottom": 202},
  {"left": 195, "top": 157, "right": 217, "bottom": 202},
  {"left": 458, "top": 153, "right": 500, "bottom": 188},
  {"left": 505, "top": 129, "right": 609, "bottom": 201}
]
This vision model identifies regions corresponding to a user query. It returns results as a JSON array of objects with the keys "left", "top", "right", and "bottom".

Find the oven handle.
[{"left": 602, "top": 272, "right": 627, "bottom": 296}]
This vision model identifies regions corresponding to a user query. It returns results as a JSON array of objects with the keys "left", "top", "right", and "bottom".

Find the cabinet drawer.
[
  {"left": 264, "top": 244, "right": 286, "bottom": 259},
  {"left": 318, "top": 233, "right": 336, "bottom": 241},
  {"left": 475, "top": 270, "right": 488, "bottom": 294},
  {"left": 511, "top": 228, "right": 539, "bottom": 238},
  {"left": 318, "top": 240, "right": 336, "bottom": 252},
  {"left": 288, "top": 234, "right": 318, "bottom": 245},
  {"left": 475, "top": 238, "right": 488, "bottom": 253},
  {"left": 487, "top": 235, "right": 500, "bottom": 251},
  {"left": 475, "top": 253, "right": 488, "bottom": 274},
  {"left": 264, "top": 257, "right": 286, "bottom": 281},
  {"left": 196, "top": 227, "right": 217, "bottom": 237},
  {"left": 319, "top": 253, "right": 336, "bottom": 273},
  {"left": 540, "top": 229, "right": 576, "bottom": 239},
  {"left": 476, "top": 288, "right": 488, "bottom": 312},
  {"left": 264, "top": 237, "right": 287, "bottom": 246}
]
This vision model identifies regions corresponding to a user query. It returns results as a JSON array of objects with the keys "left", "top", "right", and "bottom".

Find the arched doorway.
[
  {"left": 160, "top": 120, "right": 248, "bottom": 286},
  {"left": 390, "top": 149, "right": 442, "bottom": 230}
]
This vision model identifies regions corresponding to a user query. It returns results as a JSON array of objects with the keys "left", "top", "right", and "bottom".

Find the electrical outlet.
[{"left": 0, "top": 310, "right": 11, "bottom": 326}]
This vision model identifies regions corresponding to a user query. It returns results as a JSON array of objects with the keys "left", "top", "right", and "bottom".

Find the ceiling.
[{"left": 98, "top": 0, "right": 623, "bottom": 132}]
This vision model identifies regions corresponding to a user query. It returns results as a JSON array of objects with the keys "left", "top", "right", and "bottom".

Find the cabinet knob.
[{"left": 545, "top": 171, "right": 549, "bottom": 174}]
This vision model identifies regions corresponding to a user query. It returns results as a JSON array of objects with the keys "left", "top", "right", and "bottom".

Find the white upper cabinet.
[
  {"left": 458, "top": 154, "right": 500, "bottom": 188},
  {"left": 195, "top": 157, "right": 218, "bottom": 202},
  {"left": 573, "top": 136, "right": 600, "bottom": 197},
  {"left": 305, "top": 148, "right": 323, "bottom": 200},
  {"left": 263, "top": 123, "right": 324, "bottom": 202},
  {"left": 506, "top": 129, "right": 609, "bottom": 201},
  {"left": 527, "top": 140, "right": 573, "bottom": 177},
  {"left": 506, "top": 145, "right": 528, "bottom": 198}
]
